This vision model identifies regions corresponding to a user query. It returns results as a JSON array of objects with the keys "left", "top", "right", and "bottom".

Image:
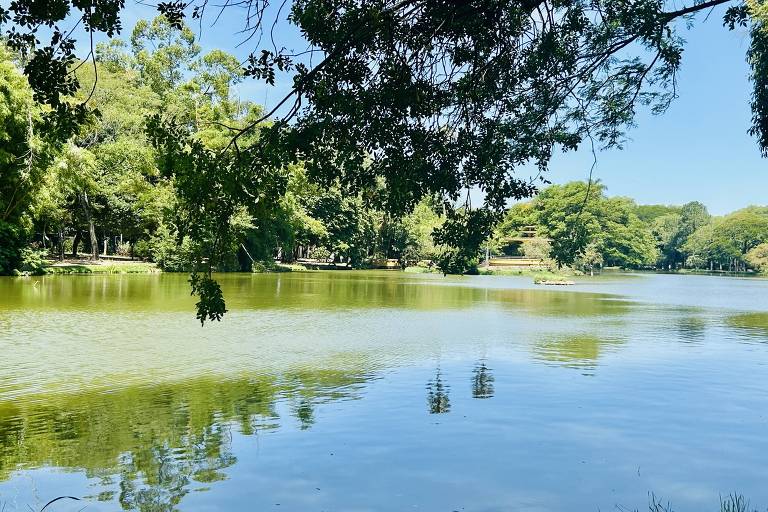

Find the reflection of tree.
[
  {"left": 533, "top": 334, "right": 623, "bottom": 375},
  {"left": 0, "top": 369, "right": 371, "bottom": 511},
  {"left": 674, "top": 315, "right": 707, "bottom": 343},
  {"left": 727, "top": 312, "right": 768, "bottom": 337},
  {"left": 294, "top": 399, "right": 315, "bottom": 430},
  {"left": 471, "top": 361, "right": 494, "bottom": 399},
  {"left": 426, "top": 369, "right": 450, "bottom": 414},
  {"left": 117, "top": 423, "right": 236, "bottom": 511}
]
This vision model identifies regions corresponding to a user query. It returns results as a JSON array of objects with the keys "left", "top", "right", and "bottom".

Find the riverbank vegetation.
[
  {"left": 3, "top": 1, "right": 768, "bottom": 321},
  {"left": 492, "top": 181, "right": 768, "bottom": 275},
  {"left": 4, "top": 22, "right": 768, "bottom": 281}
]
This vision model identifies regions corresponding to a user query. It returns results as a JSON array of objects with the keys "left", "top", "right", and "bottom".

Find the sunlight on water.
[{"left": 1, "top": 271, "right": 767, "bottom": 512}]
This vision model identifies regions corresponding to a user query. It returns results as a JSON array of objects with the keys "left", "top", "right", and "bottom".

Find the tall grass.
[{"left": 618, "top": 493, "right": 764, "bottom": 512}]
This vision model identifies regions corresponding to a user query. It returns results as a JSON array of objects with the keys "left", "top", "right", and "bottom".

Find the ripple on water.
[{"left": 1, "top": 273, "right": 768, "bottom": 512}]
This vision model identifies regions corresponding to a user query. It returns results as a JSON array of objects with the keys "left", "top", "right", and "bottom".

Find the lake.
[{"left": 1, "top": 271, "right": 767, "bottom": 512}]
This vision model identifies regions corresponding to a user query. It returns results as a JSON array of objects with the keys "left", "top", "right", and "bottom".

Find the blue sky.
[
  {"left": 548, "top": 5, "right": 765, "bottom": 214},
  {"left": 108, "top": 2, "right": 764, "bottom": 214}
]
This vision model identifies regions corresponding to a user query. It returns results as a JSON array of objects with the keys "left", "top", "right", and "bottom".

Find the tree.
[
  {"left": 130, "top": 17, "right": 201, "bottom": 97},
  {"left": 746, "top": 242, "right": 768, "bottom": 272},
  {"left": 635, "top": 204, "right": 682, "bottom": 223},
  {"left": 535, "top": 181, "right": 604, "bottom": 266},
  {"left": 575, "top": 242, "right": 603, "bottom": 276},
  {"left": 683, "top": 209, "right": 768, "bottom": 271},
  {"left": 48, "top": 145, "right": 101, "bottom": 259},
  {"left": 651, "top": 213, "right": 683, "bottom": 269},
  {"left": 531, "top": 182, "right": 656, "bottom": 269},
  {"left": 714, "top": 210, "right": 768, "bottom": 270},
  {"left": 4, "top": 0, "right": 768, "bottom": 321},
  {"left": 674, "top": 201, "right": 711, "bottom": 263},
  {"left": 0, "top": 49, "right": 52, "bottom": 273},
  {"left": 600, "top": 197, "right": 658, "bottom": 268}
]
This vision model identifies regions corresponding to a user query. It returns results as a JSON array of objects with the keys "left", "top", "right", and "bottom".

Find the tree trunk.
[
  {"left": 81, "top": 191, "right": 99, "bottom": 260},
  {"left": 88, "top": 221, "right": 98, "bottom": 260},
  {"left": 58, "top": 225, "right": 65, "bottom": 261},
  {"left": 72, "top": 231, "right": 81, "bottom": 257}
]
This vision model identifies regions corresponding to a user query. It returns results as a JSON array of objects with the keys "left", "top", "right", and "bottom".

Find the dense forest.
[
  {"left": 0, "top": 18, "right": 447, "bottom": 276},
  {"left": 492, "top": 182, "right": 768, "bottom": 274},
  {"left": 3, "top": 17, "right": 768, "bottom": 282}
]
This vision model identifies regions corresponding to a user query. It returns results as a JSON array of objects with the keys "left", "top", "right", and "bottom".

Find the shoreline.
[{"left": 11, "top": 259, "right": 768, "bottom": 279}]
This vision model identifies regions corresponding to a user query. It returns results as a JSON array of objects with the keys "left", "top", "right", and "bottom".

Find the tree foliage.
[{"left": 3, "top": 0, "right": 768, "bottom": 320}]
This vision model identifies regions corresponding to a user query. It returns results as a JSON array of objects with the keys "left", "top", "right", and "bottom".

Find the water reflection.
[
  {"left": 3, "top": 273, "right": 768, "bottom": 511},
  {"left": 0, "top": 370, "right": 370, "bottom": 510},
  {"left": 727, "top": 312, "right": 768, "bottom": 338},
  {"left": 667, "top": 314, "right": 707, "bottom": 344},
  {"left": 426, "top": 368, "right": 451, "bottom": 414},
  {"left": 293, "top": 398, "right": 315, "bottom": 430},
  {"left": 0, "top": 273, "right": 633, "bottom": 318},
  {"left": 471, "top": 361, "right": 495, "bottom": 399},
  {"left": 532, "top": 334, "right": 624, "bottom": 374}
]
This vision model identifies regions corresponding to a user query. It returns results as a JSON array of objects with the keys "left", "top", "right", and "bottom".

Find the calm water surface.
[{"left": 0, "top": 271, "right": 767, "bottom": 511}]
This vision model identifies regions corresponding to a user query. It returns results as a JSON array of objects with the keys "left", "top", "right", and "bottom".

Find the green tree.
[
  {"left": 635, "top": 204, "right": 682, "bottom": 223},
  {"left": 684, "top": 209, "right": 768, "bottom": 271},
  {"left": 575, "top": 242, "right": 603, "bottom": 276},
  {"left": 533, "top": 182, "right": 656, "bottom": 269},
  {"left": 47, "top": 144, "right": 101, "bottom": 259},
  {"left": 0, "top": 51, "right": 52, "bottom": 273},
  {"left": 600, "top": 197, "right": 659, "bottom": 268},
  {"left": 746, "top": 242, "right": 768, "bottom": 272},
  {"left": 651, "top": 213, "right": 683, "bottom": 269},
  {"left": 674, "top": 201, "right": 712, "bottom": 264},
  {"left": 130, "top": 17, "right": 201, "bottom": 97},
  {"left": 7, "top": 0, "right": 768, "bottom": 321},
  {"left": 535, "top": 181, "right": 604, "bottom": 266}
]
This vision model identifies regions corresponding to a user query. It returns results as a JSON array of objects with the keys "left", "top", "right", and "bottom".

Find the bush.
[
  {"left": 0, "top": 221, "right": 24, "bottom": 275},
  {"left": 15, "top": 248, "right": 49, "bottom": 276},
  {"left": 116, "top": 241, "right": 132, "bottom": 257},
  {"left": 62, "top": 237, "right": 74, "bottom": 255},
  {"left": 435, "top": 248, "right": 478, "bottom": 275},
  {"left": 252, "top": 260, "right": 303, "bottom": 273},
  {"left": 686, "top": 254, "right": 707, "bottom": 270},
  {"left": 147, "top": 224, "right": 191, "bottom": 272},
  {"left": 746, "top": 243, "right": 768, "bottom": 273},
  {"left": 521, "top": 238, "right": 552, "bottom": 260},
  {"left": 133, "top": 239, "right": 151, "bottom": 259},
  {"left": 309, "top": 246, "right": 332, "bottom": 262},
  {"left": 252, "top": 261, "right": 269, "bottom": 273}
]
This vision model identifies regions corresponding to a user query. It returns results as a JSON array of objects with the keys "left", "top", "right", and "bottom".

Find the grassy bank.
[
  {"left": 251, "top": 261, "right": 311, "bottom": 273},
  {"left": 404, "top": 265, "right": 577, "bottom": 283},
  {"left": 45, "top": 261, "right": 160, "bottom": 274}
]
